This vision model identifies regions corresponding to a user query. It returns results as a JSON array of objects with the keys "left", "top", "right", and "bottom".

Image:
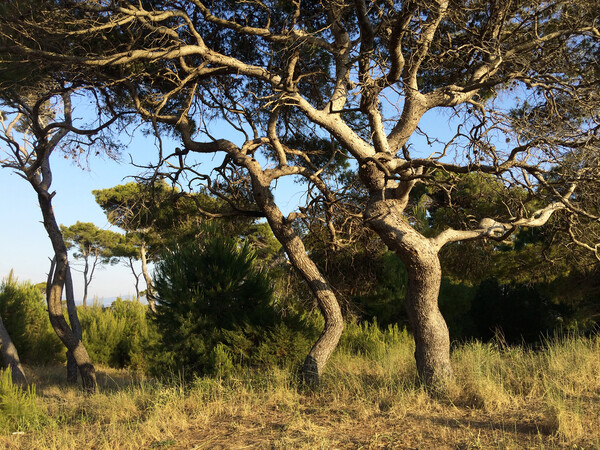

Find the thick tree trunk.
[
  {"left": 248, "top": 169, "right": 344, "bottom": 386},
  {"left": 365, "top": 193, "right": 453, "bottom": 388},
  {"left": 38, "top": 189, "right": 97, "bottom": 390},
  {"left": 0, "top": 313, "right": 27, "bottom": 385},
  {"left": 140, "top": 243, "right": 156, "bottom": 312}
]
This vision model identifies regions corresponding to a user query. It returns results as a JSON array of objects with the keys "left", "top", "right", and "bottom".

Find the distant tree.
[
  {"left": 61, "top": 222, "right": 122, "bottom": 307},
  {"left": 94, "top": 181, "right": 278, "bottom": 310},
  {"left": 93, "top": 181, "right": 220, "bottom": 311},
  {"left": 110, "top": 234, "right": 144, "bottom": 301}
]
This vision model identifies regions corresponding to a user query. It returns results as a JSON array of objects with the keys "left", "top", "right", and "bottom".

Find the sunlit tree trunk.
[
  {"left": 140, "top": 242, "right": 156, "bottom": 312},
  {"left": 248, "top": 163, "right": 344, "bottom": 386},
  {"left": 365, "top": 190, "right": 453, "bottom": 388}
]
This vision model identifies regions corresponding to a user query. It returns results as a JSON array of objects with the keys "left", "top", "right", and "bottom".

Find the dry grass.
[{"left": 1, "top": 334, "right": 599, "bottom": 449}]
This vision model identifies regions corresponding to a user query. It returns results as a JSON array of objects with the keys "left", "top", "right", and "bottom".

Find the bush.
[
  {"left": 78, "top": 298, "right": 157, "bottom": 371},
  {"left": 0, "top": 272, "right": 63, "bottom": 365},
  {"left": 152, "top": 229, "right": 293, "bottom": 376}
]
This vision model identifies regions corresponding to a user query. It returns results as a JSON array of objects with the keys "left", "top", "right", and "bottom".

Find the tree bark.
[
  {"left": 82, "top": 254, "right": 89, "bottom": 307},
  {"left": 0, "top": 313, "right": 27, "bottom": 385},
  {"left": 365, "top": 193, "right": 453, "bottom": 388},
  {"left": 65, "top": 264, "right": 82, "bottom": 384},
  {"left": 140, "top": 242, "right": 156, "bottom": 312},
  {"left": 247, "top": 164, "right": 344, "bottom": 386},
  {"left": 39, "top": 188, "right": 96, "bottom": 390}
]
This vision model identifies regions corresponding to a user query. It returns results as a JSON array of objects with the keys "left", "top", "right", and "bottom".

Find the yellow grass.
[{"left": 1, "top": 334, "right": 599, "bottom": 449}]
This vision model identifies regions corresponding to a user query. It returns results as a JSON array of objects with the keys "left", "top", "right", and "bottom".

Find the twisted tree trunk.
[
  {"left": 0, "top": 313, "right": 27, "bottom": 385},
  {"left": 38, "top": 187, "right": 96, "bottom": 390},
  {"left": 365, "top": 191, "right": 453, "bottom": 388},
  {"left": 247, "top": 161, "right": 344, "bottom": 386}
]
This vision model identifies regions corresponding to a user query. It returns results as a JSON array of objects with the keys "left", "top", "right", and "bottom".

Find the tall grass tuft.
[
  {"left": 540, "top": 333, "right": 600, "bottom": 442},
  {"left": 0, "top": 368, "right": 48, "bottom": 433}
]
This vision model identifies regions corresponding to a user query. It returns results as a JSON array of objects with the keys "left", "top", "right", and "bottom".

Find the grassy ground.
[{"left": 1, "top": 333, "right": 599, "bottom": 449}]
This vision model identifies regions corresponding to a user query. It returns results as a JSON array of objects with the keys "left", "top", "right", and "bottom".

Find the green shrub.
[
  {"left": 152, "top": 229, "right": 287, "bottom": 375},
  {"left": 0, "top": 271, "right": 63, "bottom": 365},
  {"left": 79, "top": 298, "right": 157, "bottom": 371}
]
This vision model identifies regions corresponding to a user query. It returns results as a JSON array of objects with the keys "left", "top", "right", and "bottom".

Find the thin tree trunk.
[
  {"left": 39, "top": 187, "right": 96, "bottom": 390},
  {"left": 0, "top": 313, "right": 27, "bottom": 385},
  {"left": 82, "top": 255, "right": 89, "bottom": 308},
  {"left": 248, "top": 166, "right": 344, "bottom": 386},
  {"left": 140, "top": 242, "right": 156, "bottom": 312},
  {"left": 128, "top": 257, "right": 141, "bottom": 301},
  {"left": 65, "top": 264, "right": 82, "bottom": 384},
  {"left": 365, "top": 194, "right": 453, "bottom": 389}
]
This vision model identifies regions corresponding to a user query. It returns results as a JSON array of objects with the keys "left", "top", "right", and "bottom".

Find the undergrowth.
[{"left": 1, "top": 328, "right": 598, "bottom": 449}]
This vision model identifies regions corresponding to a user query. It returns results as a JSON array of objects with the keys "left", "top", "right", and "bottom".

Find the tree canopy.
[
  {"left": 61, "top": 222, "right": 123, "bottom": 307},
  {"left": 1, "top": 0, "right": 598, "bottom": 387}
]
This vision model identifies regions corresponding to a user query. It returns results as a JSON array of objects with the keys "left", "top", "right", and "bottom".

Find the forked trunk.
[
  {"left": 39, "top": 189, "right": 97, "bottom": 390},
  {"left": 46, "top": 256, "right": 96, "bottom": 390},
  {"left": 0, "top": 313, "right": 27, "bottom": 385},
  {"left": 365, "top": 194, "right": 453, "bottom": 388},
  {"left": 128, "top": 257, "right": 141, "bottom": 300}
]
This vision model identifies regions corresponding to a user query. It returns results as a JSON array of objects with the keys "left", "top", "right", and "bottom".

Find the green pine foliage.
[
  {"left": 0, "top": 272, "right": 63, "bottom": 365},
  {"left": 152, "top": 229, "right": 285, "bottom": 375}
]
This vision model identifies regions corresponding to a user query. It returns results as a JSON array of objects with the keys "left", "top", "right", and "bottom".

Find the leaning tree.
[
  {"left": 3, "top": 0, "right": 599, "bottom": 387},
  {"left": 0, "top": 71, "right": 127, "bottom": 388}
]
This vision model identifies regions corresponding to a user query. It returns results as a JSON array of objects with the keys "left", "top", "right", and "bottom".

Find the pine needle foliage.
[{"left": 151, "top": 227, "right": 276, "bottom": 375}]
